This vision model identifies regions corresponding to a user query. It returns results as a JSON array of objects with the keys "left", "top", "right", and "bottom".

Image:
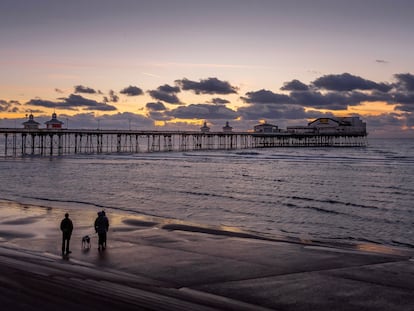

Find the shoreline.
[
  {"left": 0, "top": 198, "right": 413, "bottom": 257},
  {"left": 1, "top": 200, "right": 414, "bottom": 310},
  {"left": 1, "top": 141, "right": 413, "bottom": 253},
  {"left": 1, "top": 198, "right": 413, "bottom": 257}
]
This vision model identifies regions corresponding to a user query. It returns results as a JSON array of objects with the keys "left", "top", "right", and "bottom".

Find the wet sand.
[{"left": 1, "top": 201, "right": 413, "bottom": 310}]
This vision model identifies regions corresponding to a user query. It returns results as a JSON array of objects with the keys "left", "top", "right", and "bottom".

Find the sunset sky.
[{"left": 0, "top": 0, "right": 413, "bottom": 137}]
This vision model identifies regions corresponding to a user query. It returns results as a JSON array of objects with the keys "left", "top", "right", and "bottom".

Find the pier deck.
[{"left": 0, "top": 128, "right": 367, "bottom": 157}]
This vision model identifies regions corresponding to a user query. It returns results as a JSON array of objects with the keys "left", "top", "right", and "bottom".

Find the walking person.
[
  {"left": 94, "top": 211, "right": 109, "bottom": 251},
  {"left": 60, "top": 213, "right": 73, "bottom": 255}
]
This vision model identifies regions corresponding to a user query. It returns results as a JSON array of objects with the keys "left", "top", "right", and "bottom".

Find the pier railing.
[{"left": 0, "top": 128, "right": 367, "bottom": 157}]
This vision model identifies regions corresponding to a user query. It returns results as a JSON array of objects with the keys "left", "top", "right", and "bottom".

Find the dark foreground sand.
[{"left": 0, "top": 201, "right": 413, "bottom": 311}]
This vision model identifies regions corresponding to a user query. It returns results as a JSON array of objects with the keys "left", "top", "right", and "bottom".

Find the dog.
[{"left": 82, "top": 235, "right": 91, "bottom": 248}]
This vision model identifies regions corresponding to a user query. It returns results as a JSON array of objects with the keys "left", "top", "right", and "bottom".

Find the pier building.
[
  {"left": 45, "top": 113, "right": 64, "bottom": 129},
  {"left": 287, "top": 117, "right": 366, "bottom": 135},
  {"left": 222, "top": 121, "right": 233, "bottom": 133},
  {"left": 22, "top": 114, "right": 40, "bottom": 130},
  {"left": 200, "top": 122, "right": 210, "bottom": 133},
  {"left": 254, "top": 122, "right": 279, "bottom": 133}
]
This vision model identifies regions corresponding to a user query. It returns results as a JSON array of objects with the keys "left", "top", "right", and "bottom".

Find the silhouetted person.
[
  {"left": 60, "top": 213, "right": 73, "bottom": 255},
  {"left": 95, "top": 211, "right": 109, "bottom": 251}
]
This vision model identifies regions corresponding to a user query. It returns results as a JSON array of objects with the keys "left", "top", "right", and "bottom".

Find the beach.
[
  {"left": 1, "top": 201, "right": 413, "bottom": 311},
  {"left": 1, "top": 0, "right": 414, "bottom": 309}
]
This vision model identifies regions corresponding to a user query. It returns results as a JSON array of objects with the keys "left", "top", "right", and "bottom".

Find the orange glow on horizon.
[
  {"left": 0, "top": 112, "right": 27, "bottom": 119},
  {"left": 347, "top": 101, "right": 396, "bottom": 116},
  {"left": 154, "top": 120, "right": 165, "bottom": 127},
  {"left": 305, "top": 101, "right": 397, "bottom": 118}
]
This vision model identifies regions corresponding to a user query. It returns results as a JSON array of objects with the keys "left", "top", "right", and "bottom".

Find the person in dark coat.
[
  {"left": 60, "top": 213, "right": 73, "bottom": 255},
  {"left": 94, "top": 211, "right": 109, "bottom": 250}
]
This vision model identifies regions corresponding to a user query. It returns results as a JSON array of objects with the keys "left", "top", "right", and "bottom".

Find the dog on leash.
[{"left": 82, "top": 235, "right": 91, "bottom": 248}]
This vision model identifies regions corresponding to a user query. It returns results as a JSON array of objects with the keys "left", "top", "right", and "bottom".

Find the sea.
[{"left": 0, "top": 138, "right": 413, "bottom": 250}]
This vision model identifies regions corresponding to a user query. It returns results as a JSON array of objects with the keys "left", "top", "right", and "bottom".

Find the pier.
[{"left": 0, "top": 128, "right": 367, "bottom": 157}]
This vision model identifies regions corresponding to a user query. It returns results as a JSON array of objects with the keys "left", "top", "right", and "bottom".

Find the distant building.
[
  {"left": 22, "top": 114, "right": 40, "bottom": 130},
  {"left": 222, "top": 121, "right": 233, "bottom": 133},
  {"left": 200, "top": 121, "right": 210, "bottom": 133},
  {"left": 45, "top": 112, "right": 64, "bottom": 129},
  {"left": 285, "top": 125, "right": 315, "bottom": 134},
  {"left": 287, "top": 117, "right": 366, "bottom": 134},
  {"left": 254, "top": 122, "right": 279, "bottom": 133},
  {"left": 335, "top": 117, "right": 367, "bottom": 133}
]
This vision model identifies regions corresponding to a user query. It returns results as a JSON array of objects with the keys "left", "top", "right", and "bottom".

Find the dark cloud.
[
  {"left": 241, "top": 89, "right": 292, "bottom": 104},
  {"left": 290, "top": 91, "right": 348, "bottom": 110},
  {"left": 211, "top": 98, "right": 230, "bottom": 104},
  {"left": 103, "top": 90, "right": 119, "bottom": 103},
  {"left": 238, "top": 104, "right": 307, "bottom": 121},
  {"left": 148, "top": 111, "right": 173, "bottom": 121},
  {"left": 394, "top": 73, "right": 414, "bottom": 91},
  {"left": 146, "top": 101, "right": 166, "bottom": 111},
  {"left": 74, "top": 85, "right": 98, "bottom": 94},
  {"left": 389, "top": 73, "right": 414, "bottom": 112},
  {"left": 157, "top": 84, "right": 180, "bottom": 93},
  {"left": 148, "top": 84, "right": 181, "bottom": 104},
  {"left": 25, "top": 109, "right": 44, "bottom": 114},
  {"left": 312, "top": 73, "right": 391, "bottom": 92},
  {"left": 406, "top": 114, "right": 414, "bottom": 127},
  {"left": 365, "top": 113, "right": 402, "bottom": 128},
  {"left": 63, "top": 112, "right": 153, "bottom": 130},
  {"left": 303, "top": 110, "right": 336, "bottom": 120},
  {"left": 63, "top": 94, "right": 117, "bottom": 111},
  {"left": 166, "top": 104, "right": 238, "bottom": 119},
  {"left": 60, "top": 112, "right": 95, "bottom": 128},
  {"left": 290, "top": 90, "right": 392, "bottom": 110},
  {"left": 175, "top": 77, "right": 238, "bottom": 95},
  {"left": 148, "top": 90, "right": 180, "bottom": 104},
  {"left": 101, "top": 112, "right": 153, "bottom": 129},
  {"left": 55, "top": 88, "right": 64, "bottom": 94},
  {"left": 240, "top": 76, "right": 398, "bottom": 115},
  {"left": 280, "top": 79, "right": 309, "bottom": 91},
  {"left": 109, "top": 90, "right": 119, "bottom": 102},
  {"left": 27, "top": 94, "right": 117, "bottom": 111},
  {"left": 26, "top": 99, "right": 61, "bottom": 109},
  {"left": 394, "top": 100, "right": 414, "bottom": 112},
  {"left": 376, "top": 59, "right": 389, "bottom": 64},
  {"left": 0, "top": 100, "right": 21, "bottom": 112},
  {"left": 120, "top": 85, "right": 144, "bottom": 96},
  {"left": 361, "top": 113, "right": 414, "bottom": 138}
]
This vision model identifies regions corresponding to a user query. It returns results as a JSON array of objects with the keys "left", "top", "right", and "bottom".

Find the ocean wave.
[
  {"left": 391, "top": 240, "right": 414, "bottom": 249},
  {"left": 289, "top": 195, "right": 379, "bottom": 210},
  {"left": 283, "top": 202, "right": 345, "bottom": 215},
  {"left": 327, "top": 236, "right": 383, "bottom": 245},
  {"left": 1, "top": 138, "right": 413, "bottom": 252},
  {"left": 14, "top": 195, "right": 166, "bottom": 219}
]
